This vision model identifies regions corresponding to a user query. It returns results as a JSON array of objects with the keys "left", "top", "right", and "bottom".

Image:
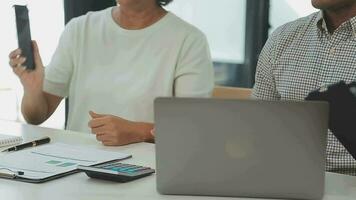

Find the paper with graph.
[{"left": 0, "top": 143, "right": 131, "bottom": 180}]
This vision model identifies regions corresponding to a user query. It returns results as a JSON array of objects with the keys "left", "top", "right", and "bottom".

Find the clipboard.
[
  {"left": 0, "top": 160, "right": 132, "bottom": 183},
  {"left": 0, "top": 168, "right": 78, "bottom": 183},
  {"left": 0, "top": 143, "right": 132, "bottom": 183}
]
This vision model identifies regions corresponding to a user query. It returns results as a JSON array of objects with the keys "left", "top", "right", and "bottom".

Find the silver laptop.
[{"left": 154, "top": 98, "right": 329, "bottom": 200}]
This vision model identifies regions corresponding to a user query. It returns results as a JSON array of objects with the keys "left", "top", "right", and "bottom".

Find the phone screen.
[{"left": 14, "top": 5, "right": 35, "bottom": 70}]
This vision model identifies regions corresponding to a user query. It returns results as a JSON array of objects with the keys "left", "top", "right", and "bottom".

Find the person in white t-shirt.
[{"left": 8, "top": 0, "right": 214, "bottom": 146}]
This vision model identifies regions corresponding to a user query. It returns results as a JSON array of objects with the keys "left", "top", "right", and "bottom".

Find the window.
[
  {"left": 270, "top": 0, "right": 317, "bottom": 33},
  {"left": 166, "top": 0, "right": 246, "bottom": 86},
  {"left": 0, "top": 0, "right": 65, "bottom": 129},
  {"left": 166, "top": 0, "right": 246, "bottom": 64}
]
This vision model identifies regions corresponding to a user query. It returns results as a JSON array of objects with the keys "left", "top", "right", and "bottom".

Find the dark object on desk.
[
  {"left": 2, "top": 136, "right": 50, "bottom": 152},
  {"left": 14, "top": 5, "right": 35, "bottom": 70},
  {"left": 77, "top": 161, "right": 155, "bottom": 182},
  {"left": 306, "top": 81, "right": 356, "bottom": 159}
]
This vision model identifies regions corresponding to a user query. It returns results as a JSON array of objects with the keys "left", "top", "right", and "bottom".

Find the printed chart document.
[{"left": 0, "top": 143, "right": 131, "bottom": 181}]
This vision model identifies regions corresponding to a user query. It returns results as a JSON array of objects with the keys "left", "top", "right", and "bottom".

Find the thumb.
[
  {"left": 89, "top": 111, "right": 106, "bottom": 118},
  {"left": 32, "top": 40, "right": 43, "bottom": 68}
]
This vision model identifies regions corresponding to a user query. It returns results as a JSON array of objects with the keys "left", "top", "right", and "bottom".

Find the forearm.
[{"left": 21, "top": 90, "right": 49, "bottom": 125}]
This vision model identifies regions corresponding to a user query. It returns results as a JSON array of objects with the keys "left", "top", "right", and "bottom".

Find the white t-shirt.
[{"left": 43, "top": 7, "right": 214, "bottom": 133}]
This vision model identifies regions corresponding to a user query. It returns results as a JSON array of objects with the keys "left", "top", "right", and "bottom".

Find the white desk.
[{"left": 0, "top": 120, "right": 355, "bottom": 200}]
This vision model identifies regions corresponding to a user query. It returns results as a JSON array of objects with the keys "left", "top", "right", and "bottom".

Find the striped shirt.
[{"left": 252, "top": 11, "right": 356, "bottom": 175}]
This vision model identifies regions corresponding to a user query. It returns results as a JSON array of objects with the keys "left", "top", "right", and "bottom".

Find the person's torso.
[
  {"left": 273, "top": 14, "right": 356, "bottom": 100},
  {"left": 271, "top": 12, "right": 356, "bottom": 175},
  {"left": 66, "top": 7, "right": 199, "bottom": 133}
]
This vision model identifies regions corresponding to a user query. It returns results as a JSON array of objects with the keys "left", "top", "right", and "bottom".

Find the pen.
[{"left": 1, "top": 137, "right": 50, "bottom": 152}]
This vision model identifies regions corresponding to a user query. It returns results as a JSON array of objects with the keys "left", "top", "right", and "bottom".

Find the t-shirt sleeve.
[
  {"left": 251, "top": 29, "right": 281, "bottom": 100},
  {"left": 174, "top": 30, "right": 215, "bottom": 98},
  {"left": 43, "top": 19, "right": 77, "bottom": 98}
]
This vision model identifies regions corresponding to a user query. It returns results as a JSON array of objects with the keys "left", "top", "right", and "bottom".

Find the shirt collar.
[
  {"left": 316, "top": 10, "right": 356, "bottom": 38},
  {"left": 316, "top": 11, "right": 325, "bottom": 30},
  {"left": 350, "top": 16, "right": 356, "bottom": 38}
]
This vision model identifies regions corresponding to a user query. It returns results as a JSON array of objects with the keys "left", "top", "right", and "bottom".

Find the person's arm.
[
  {"left": 33, "top": 18, "right": 78, "bottom": 124},
  {"left": 251, "top": 30, "right": 281, "bottom": 100},
  {"left": 9, "top": 41, "right": 63, "bottom": 125},
  {"left": 174, "top": 30, "right": 215, "bottom": 98},
  {"left": 18, "top": 17, "right": 78, "bottom": 125},
  {"left": 22, "top": 91, "right": 62, "bottom": 125}
]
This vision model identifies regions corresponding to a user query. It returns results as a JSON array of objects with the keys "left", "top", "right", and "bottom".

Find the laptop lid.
[{"left": 154, "top": 98, "right": 328, "bottom": 200}]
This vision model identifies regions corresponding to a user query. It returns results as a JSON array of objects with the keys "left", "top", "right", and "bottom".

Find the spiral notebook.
[{"left": 0, "top": 134, "right": 23, "bottom": 148}]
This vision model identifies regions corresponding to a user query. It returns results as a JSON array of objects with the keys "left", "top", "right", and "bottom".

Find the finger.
[
  {"left": 89, "top": 111, "right": 107, "bottom": 119},
  {"left": 91, "top": 128, "right": 106, "bottom": 136},
  {"left": 95, "top": 132, "right": 119, "bottom": 145},
  {"left": 9, "top": 49, "right": 21, "bottom": 59},
  {"left": 95, "top": 134, "right": 110, "bottom": 142},
  {"left": 91, "top": 126, "right": 108, "bottom": 135},
  {"left": 32, "top": 40, "right": 43, "bottom": 68},
  {"left": 88, "top": 118, "right": 107, "bottom": 128},
  {"left": 13, "top": 65, "right": 27, "bottom": 77},
  {"left": 101, "top": 137, "right": 121, "bottom": 146},
  {"left": 150, "top": 128, "right": 155, "bottom": 136},
  {"left": 96, "top": 134, "right": 103, "bottom": 141},
  {"left": 102, "top": 141, "right": 117, "bottom": 146},
  {"left": 9, "top": 57, "right": 26, "bottom": 68}
]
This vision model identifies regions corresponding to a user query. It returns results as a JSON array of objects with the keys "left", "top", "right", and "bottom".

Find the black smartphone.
[{"left": 14, "top": 5, "right": 35, "bottom": 70}]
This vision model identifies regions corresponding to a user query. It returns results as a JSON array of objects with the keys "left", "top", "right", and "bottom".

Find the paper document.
[{"left": 0, "top": 143, "right": 131, "bottom": 180}]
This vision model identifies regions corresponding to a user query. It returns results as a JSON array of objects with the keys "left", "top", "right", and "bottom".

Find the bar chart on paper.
[{"left": 0, "top": 143, "right": 131, "bottom": 179}]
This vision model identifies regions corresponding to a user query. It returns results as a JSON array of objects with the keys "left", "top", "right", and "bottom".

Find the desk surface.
[{"left": 0, "top": 120, "right": 355, "bottom": 200}]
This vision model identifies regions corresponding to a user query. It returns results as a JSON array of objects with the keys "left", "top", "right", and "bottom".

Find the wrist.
[
  {"left": 23, "top": 87, "right": 43, "bottom": 98},
  {"left": 132, "top": 122, "right": 154, "bottom": 142}
]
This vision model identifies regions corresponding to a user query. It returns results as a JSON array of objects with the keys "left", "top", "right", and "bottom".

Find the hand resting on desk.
[{"left": 88, "top": 111, "right": 154, "bottom": 146}]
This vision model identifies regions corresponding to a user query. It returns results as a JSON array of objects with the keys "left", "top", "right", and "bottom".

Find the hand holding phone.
[
  {"left": 8, "top": 41, "right": 44, "bottom": 94},
  {"left": 14, "top": 5, "right": 35, "bottom": 70},
  {"left": 9, "top": 5, "right": 45, "bottom": 94}
]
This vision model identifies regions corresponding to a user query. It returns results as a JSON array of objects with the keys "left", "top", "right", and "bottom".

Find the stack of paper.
[{"left": 0, "top": 143, "right": 131, "bottom": 181}]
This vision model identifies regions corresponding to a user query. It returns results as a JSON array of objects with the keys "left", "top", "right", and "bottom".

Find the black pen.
[{"left": 1, "top": 137, "right": 51, "bottom": 152}]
